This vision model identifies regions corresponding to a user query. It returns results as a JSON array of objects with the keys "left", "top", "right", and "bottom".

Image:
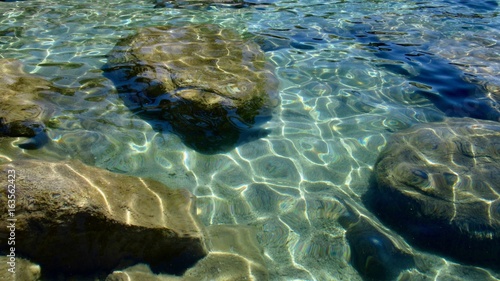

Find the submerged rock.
[
  {"left": 338, "top": 201, "right": 415, "bottom": 280},
  {"left": 351, "top": 24, "right": 500, "bottom": 122},
  {"left": 106, "top": 225, "right": 269, "bottom": 280},
  {"left": 0, "top": 160, "right": 207, "bottom": 277},
  {"left": 103, "top": 24, "right": 279, "bottom": 154},
  {"left": 367, "top": 118, "right": 500, "bottom": 268},
  {"left": 0, "top": 59, "right": 53, "bottom": 149}
]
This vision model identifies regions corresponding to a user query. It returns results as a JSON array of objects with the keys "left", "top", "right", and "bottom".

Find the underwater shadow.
[
  {"left": 449, "top": 0, "right": 499, "bottom": 11},
  {"left": 102, "top": 24, "right": 280, "bottom": 155},
  {"left": 362, "top": 119, "right": 500, "bottom": 271},
  {"left": 343, "top": 23, "right": 500, "bottom": 122},
  {"left": 126, "top": 107, "right": 273, "bottom": 155}
]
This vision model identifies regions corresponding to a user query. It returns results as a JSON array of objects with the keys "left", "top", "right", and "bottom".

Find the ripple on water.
[
  {"left": 300, "top": 164, "right": 336, "bottom": 183},
  {"left": 251, "top": 155, "right": 301, "bottom": 186},
  {"left": 154, "top": 153, "right": 173, "bottom": 169},
  {"left": 279, "top": 199, "right": 311, "bottom": 235},
  {"left": 205, "top": 197, "right": 238, "bottom": 225},
  {"left": 334, "top": 61, "right": 382, "bottom": 90},
  {"left": 300, "top": 81, "right": 334, "bottom": 99},
  {"left": 99, "top": 150, "right": 145, "bottom": 174},
  {"left": 259, "top": 218, "right": 291, "bottom": 260},
  {"left": 2, "top": 0, "right": 500, "bottom": 279},
  {"left": 283, "top": 122, "right": 319, "bottom": 137},
  {"left": 55, "top": 130, "right": 105, "bottom": 164},
  {"left": 281, "top": 107, "right": 316, "bottom": 123},
  {"left": 212, "top": 166, "right": 252, "bottom": 190},
  {"left": 269, "top": 139, "right": 300, "bottom": 158},
  {"left": 298, "top": 137, "right": 329, "bottom": 165},
  {"left": 293, "top": 232, "right": 351, "bottom": 279},
  {"left": 236, "top": 139, "right": 272, "bottom": 160},
  {"left": 243, "top": 183, "right": 296, "bottom": 217},
  {"left": 277, "top": 67, "right": 313, "bottom": 84},
  {"left": 306, "top": 198, "right": 345, "bottom": 230}
]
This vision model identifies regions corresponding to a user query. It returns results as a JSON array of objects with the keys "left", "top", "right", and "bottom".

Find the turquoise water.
[{"left": 1, "top": 0, "right": 499, "bottom": 280}]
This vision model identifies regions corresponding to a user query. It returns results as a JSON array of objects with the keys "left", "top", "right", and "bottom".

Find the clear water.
[{"left": 1, "top": 0, "right": 499, "bottom": 280}]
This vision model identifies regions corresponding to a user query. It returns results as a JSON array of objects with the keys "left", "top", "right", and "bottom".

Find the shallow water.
[{"left": 1, "top": 0, "right": 499, "bottom": 280}]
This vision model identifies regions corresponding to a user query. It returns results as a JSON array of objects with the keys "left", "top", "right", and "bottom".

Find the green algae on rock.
[
  {"left": 367, "top": 118, "right": 500, "bottom": 269},
  {"left": 103, "top": 24, "right": 279, "bottom": 154},
  {"left": 0, "top": 160, "right": 207, "bottom": 277},
  {"left": 0, "top": 59, "right": 54, "bottom": 149}
]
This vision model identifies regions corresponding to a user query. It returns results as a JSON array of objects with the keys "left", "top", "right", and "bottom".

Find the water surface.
[{"left": 1, "top": 0, "right": 499, "bottom": 280}]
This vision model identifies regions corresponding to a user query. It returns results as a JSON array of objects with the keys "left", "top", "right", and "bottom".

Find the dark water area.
[
  {"left": 451, "top": 0, "right": 499, "bottom": 11},
  {"left": 355, "top": 32, "right": 500, "bottom": 121}
]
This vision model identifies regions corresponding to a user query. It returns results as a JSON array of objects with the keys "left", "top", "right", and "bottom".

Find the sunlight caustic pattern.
[{"left": 1, "top": 0, "right": 499, "bottom": 280}]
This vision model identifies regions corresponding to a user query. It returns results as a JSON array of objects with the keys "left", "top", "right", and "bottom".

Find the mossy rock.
[{"left": 103, "top": 24, "right": 279, "bottom": 154}]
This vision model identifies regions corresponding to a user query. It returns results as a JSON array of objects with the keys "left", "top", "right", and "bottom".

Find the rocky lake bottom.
[{"left": 0, "top": 0, "right": 499, "bottom": 280}]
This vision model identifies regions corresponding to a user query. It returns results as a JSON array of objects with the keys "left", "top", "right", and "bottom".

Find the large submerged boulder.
[
  {"left": 0, "top": 160, "right": 207, "bottom": 277},
  {"left": 366, "top": 118, "right": 500, "bottom": 268},
  {"left": 0, "top": 59, "right": 53, "bottom": 149},
  {"left": 106, "top": 225, "right": 269, "bottom": 280},
  {"left": 103, "top": 24, "right": 279, "bottom": 154}
]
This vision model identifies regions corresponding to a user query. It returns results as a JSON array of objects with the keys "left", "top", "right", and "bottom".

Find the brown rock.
[
  {"left": 0, "top": 160, "right": 207, "bottom": 276},
  {"left": 0, "top": 59, "right": 54, "bottom": 149},
  {"left": 106, "top": 225, "right": 269, "bottom": 281},
  {"left": 103, "top": 24, "right": 279, "bottom": 153}
]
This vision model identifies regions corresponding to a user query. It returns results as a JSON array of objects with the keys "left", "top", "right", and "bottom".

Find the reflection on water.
[{"left": 1, "top": 0, "right": 499, "bottom": 280}]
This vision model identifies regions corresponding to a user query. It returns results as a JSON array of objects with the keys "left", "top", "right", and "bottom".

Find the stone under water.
[
  {"left": 366, "top": 118, "right": 500, "bottom": 269},
  {"left": 103, "top": 24, "right": 279, "bottom": 154},
  {"left": 338, "top": 201, "right": 415, "bottom": 281},
  {"left": 0, "top": 59, "right": 54, "bottom": 149},
  {"left": 106, "top": 225, "right": 269, "bottom": 280},
  {"left": 0, "top": 160, "right": 207, "bottom": 278}
]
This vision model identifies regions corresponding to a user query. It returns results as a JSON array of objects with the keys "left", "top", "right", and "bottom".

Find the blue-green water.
[{"left": 1, "top": 0, "right": 499, "bottom": 280}]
